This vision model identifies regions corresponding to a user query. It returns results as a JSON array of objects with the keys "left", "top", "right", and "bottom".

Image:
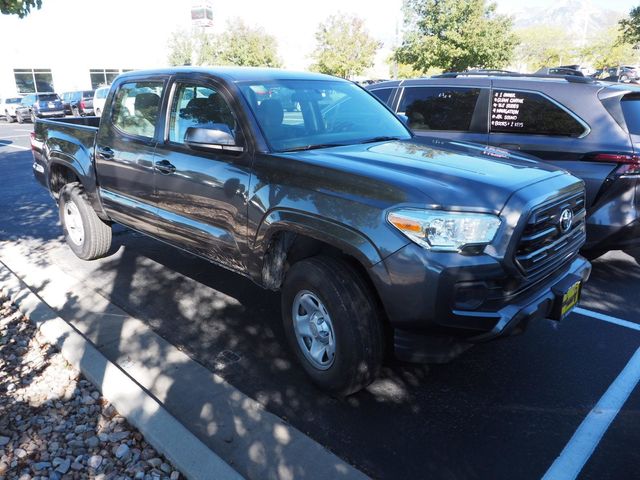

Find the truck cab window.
[
  {"left": 112, "top": 81, "right": 164, "bottom": 139},
  {"left": 169, "top": 84, "right": 237, "bottom": 144}
]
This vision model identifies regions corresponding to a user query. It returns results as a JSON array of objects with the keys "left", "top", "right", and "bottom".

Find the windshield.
[
  {"left": 239, "top": 80, "right": 410, "bottom": 152},
  {"left": 38, "top": 94, "right": 59, "bottom": 101}
]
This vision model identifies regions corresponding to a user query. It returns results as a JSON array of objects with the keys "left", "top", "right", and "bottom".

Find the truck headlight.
[{"left": 388, "top": 209, "right": 501, "bottom": 252}]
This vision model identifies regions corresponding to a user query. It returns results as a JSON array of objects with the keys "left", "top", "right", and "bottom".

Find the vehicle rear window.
[
  {"left": 490, "top": 90, "right": 585, "bottom": 137},
  {"left": 620, "top": 95, "right": 640, "bottom": 135},
  {"left": 83, "top": 91, "right": 95, "bottom": 98},
  {"left": 38, "top": 94, "right": 59, "bottom": 101},
  {"left": 398, "top": 86, "right": 481, "bottom": 131},
  {"left": 112, "top": 81, "right": 164, "bottom": 139},
  {"left": 369, "top": 88, "right": 394, "bottom": 106}
]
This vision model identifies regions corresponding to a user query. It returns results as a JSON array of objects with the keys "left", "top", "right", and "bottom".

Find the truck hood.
[{"left": 286, "top": 138, "right": 569, "bottom": 213}]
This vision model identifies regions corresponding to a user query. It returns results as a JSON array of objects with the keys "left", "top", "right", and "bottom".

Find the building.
[{"left": 0, "top": 0, "right": 192, "bottom": 96}]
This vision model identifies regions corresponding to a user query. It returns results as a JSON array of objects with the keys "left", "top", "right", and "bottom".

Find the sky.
[{"left": 0, "top": 0, "right": 638, "bottom": 80}]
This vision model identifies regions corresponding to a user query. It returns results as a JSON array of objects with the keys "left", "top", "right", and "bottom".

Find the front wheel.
[
  {"left": 281, "top": 256, "right": 384, "bottom": 396},
  {"left": 59, "top": 183, "right": 112, "bottom": 260}
]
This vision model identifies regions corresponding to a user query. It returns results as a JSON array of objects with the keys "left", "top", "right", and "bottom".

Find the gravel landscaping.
[{"left": 0, "top": 296, "right": 182, "bottom": 480}]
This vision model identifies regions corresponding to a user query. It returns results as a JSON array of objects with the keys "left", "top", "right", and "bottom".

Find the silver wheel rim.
[
  {"left": 63, "top": 200, "right": 84, "bottom": 246},
  {"left": 292, "top": 290, "right": 336, "bottom": 370}
]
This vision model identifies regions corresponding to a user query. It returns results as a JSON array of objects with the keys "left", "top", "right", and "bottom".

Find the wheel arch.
[{"left": 255, "top": 209, "right": 383, "bottom": 291}]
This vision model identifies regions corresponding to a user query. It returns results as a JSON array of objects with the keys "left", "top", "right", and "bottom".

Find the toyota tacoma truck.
[{"left": 31, "top": 67, "right": 591, "bottom": 395}]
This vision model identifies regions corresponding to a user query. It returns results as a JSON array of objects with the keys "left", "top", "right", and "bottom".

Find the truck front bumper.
[{"left": 368, "top": 243, "right": 591, "bottom": 362}]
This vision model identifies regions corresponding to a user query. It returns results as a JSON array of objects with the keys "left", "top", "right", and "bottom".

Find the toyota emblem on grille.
[{"left": 559, "top": 208, "right": 573, "bottom": 233}]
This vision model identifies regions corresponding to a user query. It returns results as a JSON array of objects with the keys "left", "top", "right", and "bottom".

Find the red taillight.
[
  {"left": 588, "top": 152, "right": 640, "bottom": 175},
  {"left": 80, "top": 100, "right": 86, "bottom": 109},
  {"left": 30, "top": 131, "right": 37, "bottom": 151}
]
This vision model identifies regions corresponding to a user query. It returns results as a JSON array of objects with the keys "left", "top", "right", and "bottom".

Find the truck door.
[
  {"left": 95, "top": 79, "right": 166, "bottom": 234},
  {"left": 151, "top": 78, "right": 253, "bottom": 272}
]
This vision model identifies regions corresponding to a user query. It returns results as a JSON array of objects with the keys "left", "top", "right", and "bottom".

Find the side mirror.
[
  {"left": 397, "top": 114, "right": 410, "bottom": 126},
  {"left": 184, "top": 126, "right": 244, "bottom": 153}
]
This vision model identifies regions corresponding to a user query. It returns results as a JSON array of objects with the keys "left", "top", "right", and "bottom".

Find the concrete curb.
[{"left": 1, "top": 264, "right": 244, "bottom": 480}]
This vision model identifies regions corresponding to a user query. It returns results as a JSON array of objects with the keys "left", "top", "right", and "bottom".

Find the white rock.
[{"left": 87, "top": 454, "right": 103, "bottom": 469}]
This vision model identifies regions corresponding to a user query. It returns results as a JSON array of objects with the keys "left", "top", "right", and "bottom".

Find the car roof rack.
[{"left": 432, "top": 70, "right": 596, "bottom": 84}]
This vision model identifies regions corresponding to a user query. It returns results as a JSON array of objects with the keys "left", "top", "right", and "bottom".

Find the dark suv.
[
  {"left": 368, "top": 73, "right": 640, "bottom": 258},
  {"left": 61, "top": 90, "right": 95, "bottom": 116},
  {"left": 15, "top": 93, "right": 65, "bottom": 123}
]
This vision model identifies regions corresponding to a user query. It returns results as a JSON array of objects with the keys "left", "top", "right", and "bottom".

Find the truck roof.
[{"left": 118, "top": 66, "right": 342, "bottom": 83}]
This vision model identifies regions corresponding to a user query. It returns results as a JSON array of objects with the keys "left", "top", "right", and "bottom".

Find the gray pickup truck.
[{"left": 31, "top": 67, "right": 591, "bottom": 395}]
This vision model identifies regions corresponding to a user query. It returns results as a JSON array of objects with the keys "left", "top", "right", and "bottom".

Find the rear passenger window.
[
  {"left": 620, "top": 95, "right": 640, "bottom": 134},
  {"left": 370, "top": 88, "right": 394, "bottom": 105},
  {"left": 168, "top": 83, "right": 238, "bottom": 144},
  {"left": 398, "top": 87, "right": 480, "bottom": 131},
  {"left": 490, "top": 90, "right": 585, "bottom": 137},
  {"left": 112, "top": 81, "right": 164, "bottom": 139}
]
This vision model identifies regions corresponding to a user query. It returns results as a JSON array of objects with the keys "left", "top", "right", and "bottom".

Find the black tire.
[
  {"left": 72, "top": 107, "right": 80, "bottom": 117},
  {"left": 95, "top": 108, "right": 101, "bottom": 117},
  {"left": 16, "top": 113, "right": 23, "bottom": 124},
  {"left": 5, "top": 112, "right": 13, "bottom": 123},
  {"left": 59, "top": 183, "right": 112, "bottom": 260},
  {"left": 281, "top": 255, "right": 384, "bottom": 396}
]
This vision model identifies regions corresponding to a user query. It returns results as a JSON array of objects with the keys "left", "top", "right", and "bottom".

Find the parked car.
[
  {"left": 0, "top": 95, "right": 24, "bottom": 122},
  {"left": 368, "top": 72, "right": 640, "bottom": 259},
  {"left": 592, "top": 66, "right": 639, "bottom": 83},
  {"left": 61, "top": 90, "right": 95, "bottom": 116},
  {"left": 93, "top": 86, "right": 110, "bottom": 116},
  {"left": 15, "top": 93, "right": 65, "bottom": 123},
  {"left": 30, "top": 67, "right": 590, "bottom": 395}
]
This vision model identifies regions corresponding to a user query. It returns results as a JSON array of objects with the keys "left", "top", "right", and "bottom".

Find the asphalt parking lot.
[{"left": 1, "top": 120, "right": 639, "bottom": 480}]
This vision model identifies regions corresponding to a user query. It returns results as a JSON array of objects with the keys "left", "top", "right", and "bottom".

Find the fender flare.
[{"left": 255, "top": 209, "right": 383, "bottom": 268}]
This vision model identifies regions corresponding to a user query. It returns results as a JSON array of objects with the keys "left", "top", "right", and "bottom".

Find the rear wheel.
[
  {"left": 281, "top": 255, "right": 384, "bottom": 396},
  {"left": 59, "top": 183, "right": 112, "bottom": 260},
  {"left": 16, "top": 113, "right": 23, "bottom": 124}
]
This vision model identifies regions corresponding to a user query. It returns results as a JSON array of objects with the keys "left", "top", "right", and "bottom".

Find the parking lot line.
[
  {"left": 542, "top": 347, "right": 640, "bottom": 480},
  {"left": 0, "top": 143, "right": 28, "bottom": 150},
  {"left": 574, "top": 307, "right": 640, "bottom": 332}
]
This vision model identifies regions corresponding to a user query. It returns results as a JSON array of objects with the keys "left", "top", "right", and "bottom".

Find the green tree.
[
  {"left": 0, "top": 0, "right": 42, "bottom": 18},
  {"left": 619, "top": 6, "right": 640, "bottom": 46},
  {"left": 311, "top": 14, "right": 381, "bottom": 79},
  {"left": 213, "top": 19, "right": 282, "bottom": 67},
  {"left": 514, "top": 26, "right": 575, "bottom": 71},
  {"left": 168, "top": 21, "right": 282, "bottom": 68},
  {"left": 167, "top": 29, "right": 195, "bottom": 66},
  {"left": 580, "top": 27, "right": 639, "bottom": 69},
  {"left": 394, "top": 0, "right": 517, "bottom": 72}
]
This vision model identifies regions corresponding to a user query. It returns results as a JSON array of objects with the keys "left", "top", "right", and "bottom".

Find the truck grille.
[{"left": 515, "top": 190, "right": 586, "bottom": 279}]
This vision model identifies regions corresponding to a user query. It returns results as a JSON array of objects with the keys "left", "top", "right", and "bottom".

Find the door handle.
[
  {"left": 155, "top": 159, "right": 176, "bottom": 174},
  {"left": 96, "top": 146, "right": 114, "bottom": 159}
]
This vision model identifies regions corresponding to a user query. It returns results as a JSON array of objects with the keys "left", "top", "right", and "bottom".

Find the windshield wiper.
[
  {"left": 359, "top": 136, "right": 402, "bottom": 144},
  {"left": 280, "top": 143, "right": 347, "bottom": 152}
]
